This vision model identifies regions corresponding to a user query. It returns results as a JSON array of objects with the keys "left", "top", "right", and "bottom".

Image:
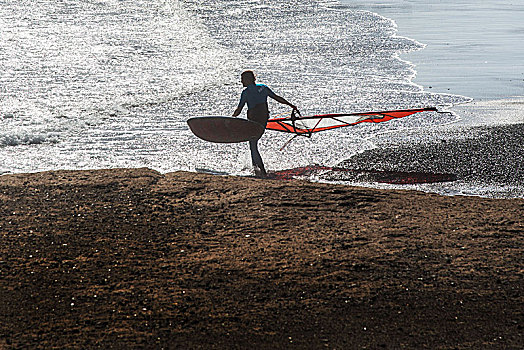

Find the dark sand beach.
[
  {"left": 0, "top": 168, "right": 522, "bottom": 348},
  {"left": 341, "top": 122, "right": 524, "bottom": 198}
]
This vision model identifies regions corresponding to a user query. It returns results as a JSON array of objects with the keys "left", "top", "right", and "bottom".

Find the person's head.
[{"left": 241, "top": 70, "right": 256, "bottom": 87}]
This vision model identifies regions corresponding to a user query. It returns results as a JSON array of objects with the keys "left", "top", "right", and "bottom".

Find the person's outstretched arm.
[{"left": 271, "top": 94, "right": 298, "bottom": 111}]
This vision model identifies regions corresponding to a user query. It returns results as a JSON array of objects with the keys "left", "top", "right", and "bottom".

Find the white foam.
[{"left": 0, "top": 133, "right": 58, "bottom": 147}]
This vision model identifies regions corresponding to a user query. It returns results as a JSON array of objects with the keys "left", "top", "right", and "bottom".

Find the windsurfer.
[{"left": 232, "top": 70, "right": 298, "bottom": 178}]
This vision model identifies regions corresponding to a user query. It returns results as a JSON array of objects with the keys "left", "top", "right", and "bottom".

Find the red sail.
[{"left": 266, "top": 107, "right": 438, "bottom": 135}]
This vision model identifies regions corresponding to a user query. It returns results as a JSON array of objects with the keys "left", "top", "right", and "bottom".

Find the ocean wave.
[{"left": 0, "top": 133, "right": 59, "bottom": 147}]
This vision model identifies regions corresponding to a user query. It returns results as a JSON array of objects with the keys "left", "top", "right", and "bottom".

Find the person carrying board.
[{"left": 232, "top": 70, "right": 299, "bottom": 178}]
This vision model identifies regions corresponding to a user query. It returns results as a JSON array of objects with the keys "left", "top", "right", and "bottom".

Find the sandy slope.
[{"left": 0, "top": 168, "right": 522, "bottom": 348}]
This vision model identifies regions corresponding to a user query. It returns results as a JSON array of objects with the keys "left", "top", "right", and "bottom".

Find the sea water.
[
  {"left": 340, "top": 0, "right": 524, "bottom": 100},
  {"left": 0, "top": 0, "right": 521, "bottom": 198}
]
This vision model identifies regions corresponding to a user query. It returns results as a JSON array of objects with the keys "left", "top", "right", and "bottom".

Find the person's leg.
[
  {"left": 249, "top": 139, "right": 267, "bottom": 177},
  {"left": 247, "top": 103, "right": 269, "bottom": 177}
]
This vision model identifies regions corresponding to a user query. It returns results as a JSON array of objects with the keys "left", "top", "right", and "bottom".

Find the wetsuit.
[{"left": 236, "top": 83, "right": 276, "bottom": 175}]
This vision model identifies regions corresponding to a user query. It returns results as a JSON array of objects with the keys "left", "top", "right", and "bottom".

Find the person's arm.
[
  {"left": 232, "top": 106, "right": 242, "bottom": 117},
  {"left": 271, "top": 94, "right": 297, "bottom": 111},
  {"left": 233, "top": 91, "right": 246, "bottom": 117}
]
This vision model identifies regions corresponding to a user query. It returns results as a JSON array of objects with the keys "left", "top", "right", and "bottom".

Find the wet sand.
[
  {"left": 0, "top": 168, "right": 522, "bottom": 348},
  {"left": 341, "top": 122, "right": 524, "bottom": 198}
]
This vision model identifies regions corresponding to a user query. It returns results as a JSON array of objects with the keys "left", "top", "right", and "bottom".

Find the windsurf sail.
[{"left": 266, "top": 107, "right": 439, "bottom": 137}]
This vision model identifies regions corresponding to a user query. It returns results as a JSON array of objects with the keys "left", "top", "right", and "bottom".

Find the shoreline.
[
  {"left": 1, "top": 168, "right": 522, "bottom": 348},
  {"left": 340, "top": 0, "right": 524, "bottom": 100}
]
